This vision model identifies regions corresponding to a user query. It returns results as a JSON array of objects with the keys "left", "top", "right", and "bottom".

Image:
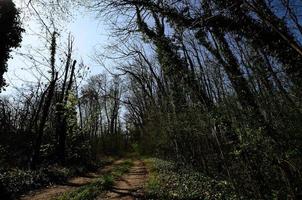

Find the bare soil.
[
  {"left": 19, "top": 160, "right": 120, "bottom": 200},
  {"left": 98, "top": 160, "right": 148, "bottom": 200},
  {"left": 19, "top": 159, "right": 147, "bottom": 200}
]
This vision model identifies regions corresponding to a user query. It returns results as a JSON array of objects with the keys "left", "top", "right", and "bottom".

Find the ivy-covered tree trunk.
[{"left": 31, "top": 31, "right": 58, "bottom": 169}]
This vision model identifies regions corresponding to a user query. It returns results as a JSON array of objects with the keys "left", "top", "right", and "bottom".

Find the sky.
[{"left": 1, "top": 0, "right": 111, "bottom": 96}]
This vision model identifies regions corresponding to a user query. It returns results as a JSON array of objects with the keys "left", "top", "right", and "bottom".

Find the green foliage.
[
  {"left": 111, "top": 159, "right": 133, "bottom": 177},
  {"left": 56, "top": 178, "right": 105, "bottom": 200},
  {"left": 56, "top": 179, "right": 104, "bottom": 200},
  {"left": 0, "top": 0, "right": 24, "bottom": 90},
  {"left": 145, "top": 172, "right": 161, "bottom": 195},
  {"left": 65, "top": 134, "right": 93, "bottom": 166},
  {"left": 65, "top": 93, "right": 79, "bottom": 135},
  {"left": 1, "top": 0, "right": 302, "bottom": 199},
  {"left": 0, "top": 158, "right": 112, "bottom": 200},
  {"left": 0, "top": 166, "right": 71, "bottom": 199},
  {"left": 102, "top": 174, "right": 114, "bottom": 189},
  {"left": 131, "top": 143, "right": 141, "bottom": 155},
  {"left": 144, "top": 158, "right": 239, "bottom": 200}
]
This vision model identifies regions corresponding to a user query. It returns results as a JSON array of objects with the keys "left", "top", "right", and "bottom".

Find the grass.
[
  {"left": 54, "top": 159, "right": 133, "bottom": 200},
  {"left": 111, "top": 159, "right": 132, "bottom": 176},
  {"left": 144, "top": 159, "right": 161, "bottom": 193}
]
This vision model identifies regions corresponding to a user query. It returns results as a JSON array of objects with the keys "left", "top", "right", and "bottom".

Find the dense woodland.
[{"left": 0, "top": 0, "right": 302, "bottom": 199}]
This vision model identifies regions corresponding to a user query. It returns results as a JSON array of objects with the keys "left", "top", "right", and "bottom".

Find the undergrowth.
[
  {"left": 0, "top": 158, "right": 114, "bottom": 200},
  {"left": 144, "top": 158, "right": 240, "bottom": 200},
  {"left": 0, "top": 166, "right": 72, "bottom": 199}
]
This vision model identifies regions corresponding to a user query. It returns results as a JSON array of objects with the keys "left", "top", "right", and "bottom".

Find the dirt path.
[
  {"left": 19, "top": 160, "right": 121, "bottom": 200},
  {"left": 98, "top": 160, "right": 148, "bottom": 200}
]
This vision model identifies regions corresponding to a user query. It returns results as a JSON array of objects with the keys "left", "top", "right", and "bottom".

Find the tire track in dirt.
[{"left": 98, "top": 160, "right": 148, "bottom": 200}]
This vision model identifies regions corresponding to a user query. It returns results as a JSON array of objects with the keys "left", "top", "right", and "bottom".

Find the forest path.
[
  {"left": 19, "top": 160, "right": 123, "bottom": 200},
  {"left": 98, "top": 160, "right": 148, "bottom": 200}
]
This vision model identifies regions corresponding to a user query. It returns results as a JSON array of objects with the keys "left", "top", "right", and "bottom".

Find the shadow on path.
[{"left": 98, "top": 160, "right": 148, "bottom": 200}]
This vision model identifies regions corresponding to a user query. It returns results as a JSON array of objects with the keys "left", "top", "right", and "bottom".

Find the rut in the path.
[{"left": 99, "top": 160, "right": 148, "bottom": 200}]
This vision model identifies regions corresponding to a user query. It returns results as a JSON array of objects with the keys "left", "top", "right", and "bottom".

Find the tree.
[
  {"left": 0, "top": 0, "right": 23, "bottom": 91},
  {"left": 31, "top": 31, "right": 58, "bottom": 169}
]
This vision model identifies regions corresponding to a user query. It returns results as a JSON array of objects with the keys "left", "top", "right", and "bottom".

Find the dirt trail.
[
  {"left": 19, "top": 160, "right": 121, "bottom": 200},
  {"left": 98, "top": 160, "right": 148, "bottom": 200}
]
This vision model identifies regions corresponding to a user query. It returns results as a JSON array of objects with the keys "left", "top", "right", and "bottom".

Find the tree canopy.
[{"left": 0, "top": 0, "right": 23, "bottom": 91}]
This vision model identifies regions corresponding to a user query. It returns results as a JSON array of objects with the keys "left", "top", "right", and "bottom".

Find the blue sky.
[{"left": 1, "top": 0, "right": 110, "bottom": 96}]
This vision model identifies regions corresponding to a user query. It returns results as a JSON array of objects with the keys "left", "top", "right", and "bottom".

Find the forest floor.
[
  {"left": 97, "top": 160, "right": 147, "bottom": 200},
  {"left": 19, "top": 159, "right": 122, "bottom": 200},
  {"left": 19, "top": 159, "right": 148, "bottom": 200}
]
